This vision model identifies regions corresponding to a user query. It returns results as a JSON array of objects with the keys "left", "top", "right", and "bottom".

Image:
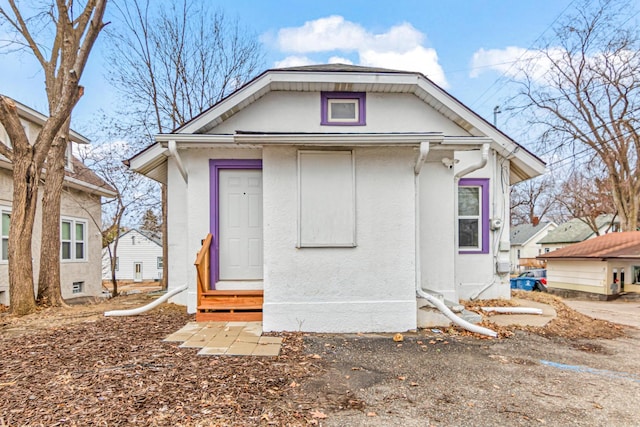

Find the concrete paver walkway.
[{"left": 164, "top": 321, "right": 282, "bottom": 356}]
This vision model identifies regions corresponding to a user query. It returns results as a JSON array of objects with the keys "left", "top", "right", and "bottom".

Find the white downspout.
[
  {"left": 414, "top": 142, "right": 497, "bottom": 338},
  {"left": 104, "top": 284, "right": 188, "bottom": 317},
  {"left": 168, "top": 140, "right": 188, "bottom": 183},
  {"left": 454, "top": 143, "right": 490, "bottom": 180}
]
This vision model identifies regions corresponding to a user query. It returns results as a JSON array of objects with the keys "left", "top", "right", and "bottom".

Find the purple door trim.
[{"left": 209, "top": 159, "right": 263, "bottom": 289}]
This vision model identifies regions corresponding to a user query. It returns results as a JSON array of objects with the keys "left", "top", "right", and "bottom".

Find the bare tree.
[
  {"left": 78, "top": 137, "right": 157, "bottom": 296},
  {"left": 510, "top": 175, "right": 558, "bottom": 226},
  {"left": 555, "top": 167, "right": 617, "bottom": 235},
  {"left": 0, "top": 1, "right": 107, "bottom": 315},
  {"left": 513, "top": 0, "right": 640, "bottom": 231},
  {"left": 106, "top": 0, "right": 263, "bottom": 290}
]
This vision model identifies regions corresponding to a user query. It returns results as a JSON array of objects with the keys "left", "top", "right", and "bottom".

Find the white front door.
[
  {"left": 219, "top": 169, "right": 263, "bottom": 280},
  {"left": 134, "top": 262, "right": 142, "bottom": 282}
]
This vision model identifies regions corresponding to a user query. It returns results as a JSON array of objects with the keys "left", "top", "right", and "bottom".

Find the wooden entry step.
[{"left": 196, "top": 290, "right": 263, "bottom": 322}]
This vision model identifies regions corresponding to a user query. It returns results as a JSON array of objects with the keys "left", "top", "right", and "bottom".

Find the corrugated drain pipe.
[
  {"left": 414, "top": 142, "right": 497, "bottom": 338},
  {"left": 104, "top": 284, "right": 188, "bottom": 317}
]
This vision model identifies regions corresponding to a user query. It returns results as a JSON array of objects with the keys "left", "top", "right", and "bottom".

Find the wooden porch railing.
[{"left": 194, "top": 233, "right": 263, "bottom": 322}]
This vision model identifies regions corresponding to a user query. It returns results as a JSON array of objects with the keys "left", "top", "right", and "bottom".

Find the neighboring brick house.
[{"left": 0, "top": 98, "right": 116, "bottom": 305}]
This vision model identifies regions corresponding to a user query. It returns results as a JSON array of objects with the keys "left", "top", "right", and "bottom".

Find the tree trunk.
[
  {"left": 8, "top": 156, "right": 40, "bottom": 315},
  {"left": 161, "top": 183, "right": 168, "bottom": 291},
  {"left": 37, "top": 123, "right": 70, "bottom": 306}
]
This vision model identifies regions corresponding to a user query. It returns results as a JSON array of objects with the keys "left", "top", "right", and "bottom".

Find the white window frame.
[
  {"left": 458, "top": 186, "right": 482, "bottom": 250},
  {"left": 64, "top": 141, "right": 74, "bottom": 171},
  {"left": 72, "top": 281, "right": 84, "bottom": 294},
  {"left": 61, "top": 217, "right": 87, "bottom": 262},
  {"left": 297, "top": 150, "right": 356, "bottom": 247},
  {"left": 1, "top": 207, "right": 10, "bottom": 263},
  {"left": 327, "top": 99, "right": 359, "bottom": 123},
  {"left": 157, "top": 256, "right": 163, "bottom": 269}
]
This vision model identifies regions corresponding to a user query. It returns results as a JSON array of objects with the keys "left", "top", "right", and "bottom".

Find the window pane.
[
  {"left": 75, "top": 242, "right": 84, "bottom": 259},
  {"left": 1, "top": 239, "right": 7, "bottom": 261},
  {"left": 62, "top": 242, "right": 71, "bottom": 259},
  {"left": 459, "top": 219, "right": 479, "bottom": 247},
  {"left": 458, "top": 187, "right": 480, "bottom": 215},
  {"left": 75, "top": 223, "right": 84, "bottom": 240},
  {"left": 2, "top": 212, "right": 9, "bottom": 235},
  {"left": 61, "top": 221, "right": 71, "bottom": 240},
  {"left": 330, "top": 101, "right": 356, "bottom": 119}
]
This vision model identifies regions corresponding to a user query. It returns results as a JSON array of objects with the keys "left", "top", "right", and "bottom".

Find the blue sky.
[{"left": 0, "top": 0, "right": 576, "bottom": 144}]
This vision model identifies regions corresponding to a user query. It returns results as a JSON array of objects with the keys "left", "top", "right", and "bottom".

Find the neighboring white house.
[
  {"left": 102, "top": 229, "right": 163, "bottom": 282},
  {"left": 0, "top": 97, "right": 116, "bottom": 305},
  {"left": 539, "top": 231, "right": 640, "bottom": 297},
  {"left": 537, "top": 214, "right": 620, "bottom": 253},
  {"left": 128, "top": 64, "right": 546, "bottom": 332},
  {"left": 510, "top": 221, "right": 557, "bottom": 273}
]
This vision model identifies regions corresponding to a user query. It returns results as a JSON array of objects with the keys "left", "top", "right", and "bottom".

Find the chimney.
[{"left": 532, "top": 216, "right": 540, "bottom": 226}]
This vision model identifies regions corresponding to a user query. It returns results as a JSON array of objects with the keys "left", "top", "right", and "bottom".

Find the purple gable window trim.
[
  {"left": 209, "top": 159, "right": 263, "bottom": 289},
  {"left": 458, "top": 178, "right": 490, "bottom": 255},
  {"left": 320, "top": 91, "right": 366, "bottom": 126}
]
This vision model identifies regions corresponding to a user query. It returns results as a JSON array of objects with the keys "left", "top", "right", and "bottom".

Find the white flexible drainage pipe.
[
  {"left": 481, "top": 307, "right": 543, "bottom": 315},
  {"left": 104, "top": 284, "right": 188, "bottom": 317},
  {"left": 416, "top": 288, "right": 498, "bottom": 338}
]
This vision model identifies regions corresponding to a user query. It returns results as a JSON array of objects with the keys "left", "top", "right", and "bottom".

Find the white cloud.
[
  {"left": 470, "top": 46, "right": 564, "bottom": 82},
  {"left": 270, "top": 16, "right": 448, "bottom": 87},
  {"left": 328, "top": 56, "right": 353, "bottom": 65},
  {"left": 274, "top": 55, "right": 316, "bottom": 68}
]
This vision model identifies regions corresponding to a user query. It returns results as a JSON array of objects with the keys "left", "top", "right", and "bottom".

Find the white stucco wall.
[
  {"left": 261, "top": 146, "right": 417, "bottom": 332},
  {"left": 213, "top": 92, "right": 472, "bottom": 135},
  {"left": 453, "top": 150, "right": 511, "bottom": 301}
]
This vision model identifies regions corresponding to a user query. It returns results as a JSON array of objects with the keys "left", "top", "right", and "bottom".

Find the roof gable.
[
  {"left": 538, "top": 215, "right": 617, "bottom": 244},
  {"left": 510, "top": 222, "right": 556, "bottom": 246},
  {"left": 539, "top": 231, "right": 640, "bottom": 259}
]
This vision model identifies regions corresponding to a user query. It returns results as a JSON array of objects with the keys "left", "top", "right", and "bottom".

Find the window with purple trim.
[
  {"left": 458, "top": 178, "right": 489, "bottom": 254},
  {"left": 321, "top": 92, "right": 366, "bottom": 126}
]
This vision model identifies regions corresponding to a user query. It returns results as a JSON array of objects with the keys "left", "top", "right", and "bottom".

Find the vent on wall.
[{"left": 72, "top": 281, "right": 84, "bottom": 294}]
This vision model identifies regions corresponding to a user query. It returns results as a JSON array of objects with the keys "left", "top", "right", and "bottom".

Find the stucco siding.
[
  {"left": 211, "top": 92, "right": 472, "bottom": 135},
  {"left": 262, "top": 146, "right": 417, "bottom": 332}
]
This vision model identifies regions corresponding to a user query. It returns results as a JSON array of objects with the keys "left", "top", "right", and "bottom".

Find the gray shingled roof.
[
  {"left": 510, "top": 222, "right": 552, "bottom": 246},
  {"left": 274, "top": 63, "right": 413, "bottom": 74},
  {"left": 538, "top": 215, "right": 616, "bottom": 244}
]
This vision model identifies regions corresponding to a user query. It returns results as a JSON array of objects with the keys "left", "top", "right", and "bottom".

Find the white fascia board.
[
  {"left": 128, "top": 143, "right": 169, "bottom": 174},
  {"left": 13, "top": 101, "right": 90, "bottom": 144},
  {"left": 155, "top": 134, "right": 235, "bottom": 144},
  {"left": 233, "top": 132, "right": 445, "bottom": 145},
  {"left": 178, "top": 75, "right": 274, "bottom": 134},
  {"left": 414, "top": 79, "right": 546, "bottom": 180}
]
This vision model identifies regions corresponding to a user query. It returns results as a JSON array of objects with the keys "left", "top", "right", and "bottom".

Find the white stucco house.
[
  {"left": 0, "top": 97, "right": 117, "bottom": 305},
  {"left": 102, "top": 229, "right": 163, "bottom": 283},
  {"left": 128, "top": 64, "right": 545, "bottom": 332}
]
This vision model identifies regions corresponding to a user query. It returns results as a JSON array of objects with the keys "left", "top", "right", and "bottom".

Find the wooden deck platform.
[{"left": 196, "top": 289, "right": 264, "bottom": 322}]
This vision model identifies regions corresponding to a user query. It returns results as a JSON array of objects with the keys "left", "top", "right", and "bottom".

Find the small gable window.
[{"left": 321, "top": 92, "right": 366, "bottom": 126}]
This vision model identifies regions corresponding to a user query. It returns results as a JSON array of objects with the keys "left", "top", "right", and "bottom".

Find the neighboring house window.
[
  {"left": 458, "top": 178, "right": 489, "bottom": 254},
  {"left": 545, "top": 248, "right": 550, "bottom": 253},
  {"left": 132, "top": 235, "right": 136, "bottom": 245},
  {"left": 64, "top": 142, "right": 73, "bottom": 171},
  {"left": 72, "top": 281, "right": 84, "bottom": 294},
  {"left": 633, "top": 266, "right": 640, "bottom": 284},
  {"left": 517, "top": 249, "right": 521, "bottom": 259},
  {"left": 1, "top": 209, "right": 9, "bottom": 262},
  {"left": 157, "top": 257, "right": 163, "bottom": 269},
  {"left": 298, "top": 150, "right": 356, "bottom": 247},
  {"left": 321, "top": 92, "right": 366, "bottom": 126},
  {"left": 61, "top": 219, "right": 86, "bottom": 261},
  {"left": 115, "top": 257, "right": 119, "bottom": 271}
]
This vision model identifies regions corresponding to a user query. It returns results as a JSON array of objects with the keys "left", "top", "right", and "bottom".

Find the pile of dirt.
[
  {"left": 464, "top": 291, "right": 626, "bottom": 340},
  {"left": 0, "top": 301, "right": 321, "bottom": 425}
]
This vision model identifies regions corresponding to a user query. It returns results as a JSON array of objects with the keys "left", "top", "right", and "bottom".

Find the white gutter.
[
  {"left": 168, "top": 139, "right": 188, "bottom": 183},
  {"left": 455, "top": 143, "right": 490, "bottom": 179},
  {"left": 104, "top": 284, "right": 188, "bottom": 317},
  {"left": 413, "top": 141, "right": 497, "bottom": 338}
]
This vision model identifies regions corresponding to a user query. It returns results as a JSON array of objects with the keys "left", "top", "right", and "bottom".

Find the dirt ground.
[{"left": 1, "top": 292, "right": 639, "bottom": 426}]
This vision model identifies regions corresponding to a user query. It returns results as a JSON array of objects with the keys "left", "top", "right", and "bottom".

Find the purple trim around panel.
[
  {"left": 209, "top": 159, "right": 263, "bottom": 289},
  {"left": 458, "top": 178, "right": 490, "bottom": 254},
  {"left": 320, "top": 91, "right": 366, "bottom": 126}
]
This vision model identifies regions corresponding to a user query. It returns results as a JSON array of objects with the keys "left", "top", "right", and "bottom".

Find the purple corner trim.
[
  {"left": 458, "top": 178, "right": 490, "bottom": 255},
  {"left": 321, "top": 91, "right": 366, "bottom": 126},
  {"left": 209, "top": 159, "right": 262, "bottom": 288}
]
